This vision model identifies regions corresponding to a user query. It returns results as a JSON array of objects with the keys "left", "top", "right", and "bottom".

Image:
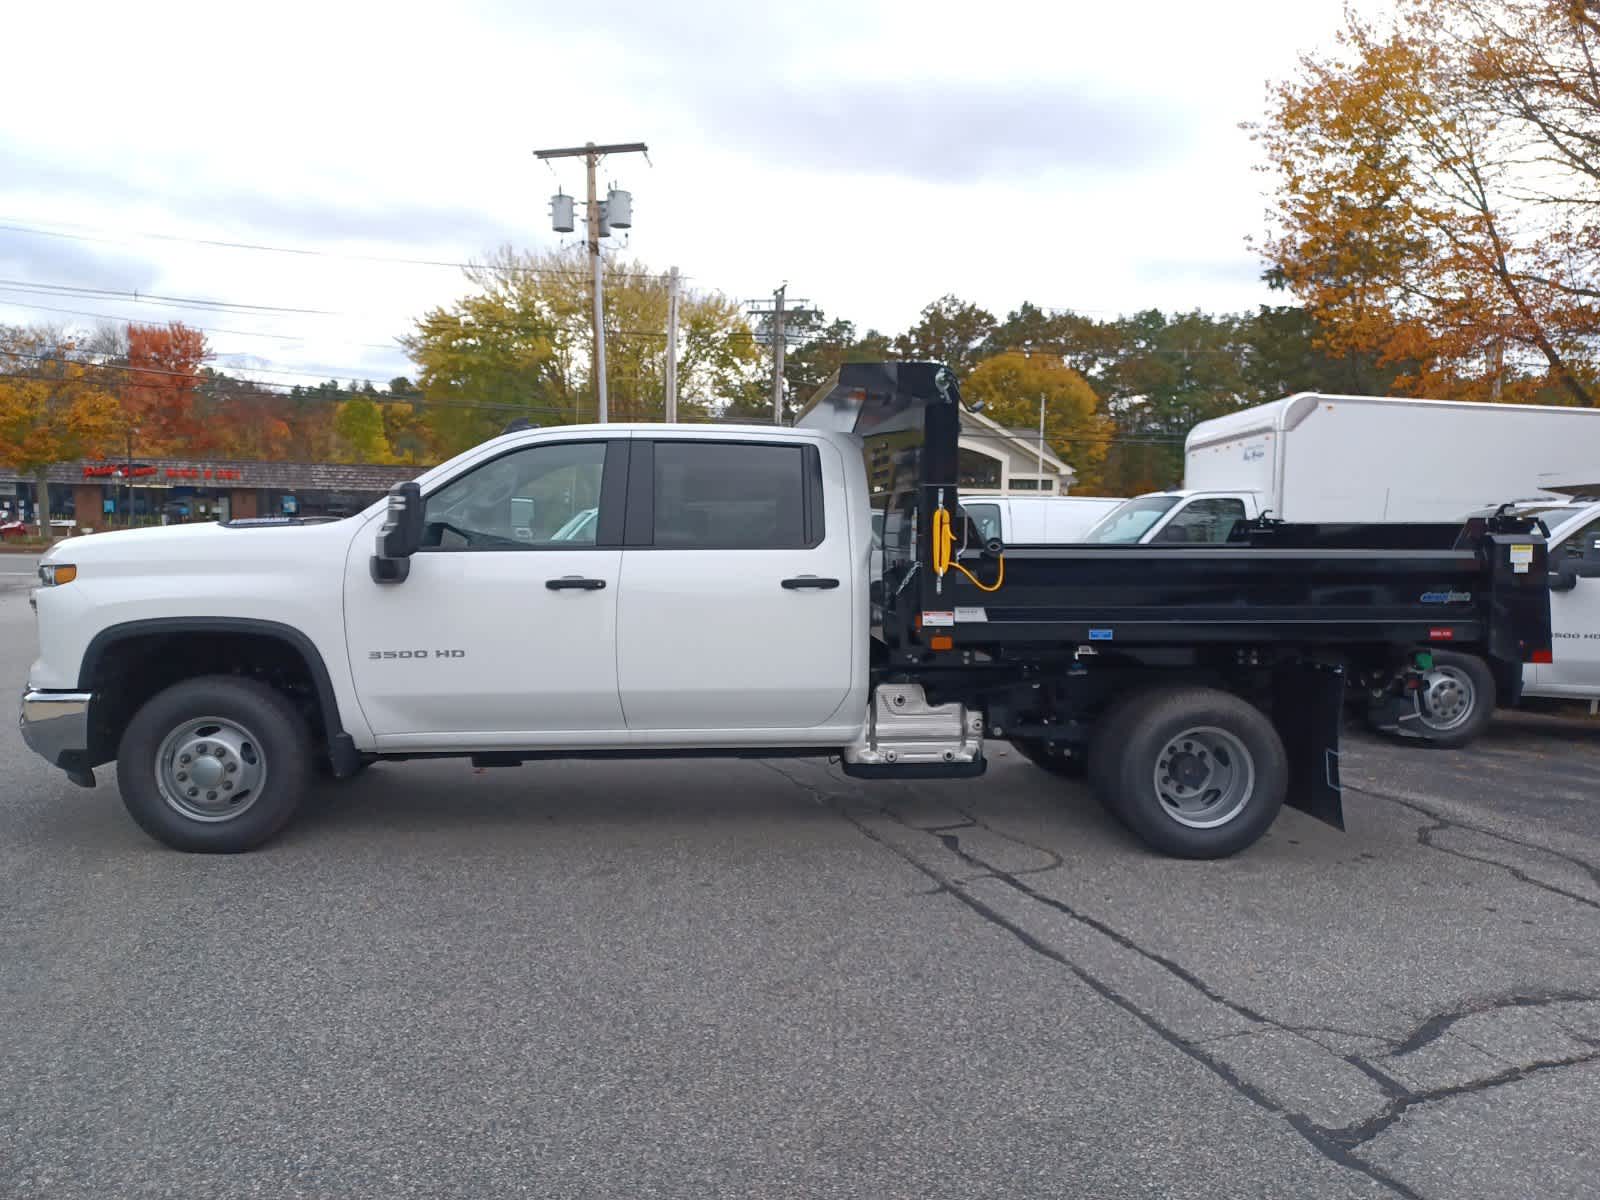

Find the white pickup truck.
[{"left": 20, "top": 363, "right": 1554, "bottom": 856}]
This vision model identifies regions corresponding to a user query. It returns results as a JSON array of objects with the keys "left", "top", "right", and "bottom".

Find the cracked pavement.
[{"left": 3, "top": 589, "right": 1598, "bottom": 1198}]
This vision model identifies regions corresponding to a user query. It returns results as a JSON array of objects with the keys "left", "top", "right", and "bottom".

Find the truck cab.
[
  {"left": 1524, "top": 499, "right": 1600, "bottom": 703},
  {"left": 1082, "top": 491, "right": 1265, "bottom": 545}
]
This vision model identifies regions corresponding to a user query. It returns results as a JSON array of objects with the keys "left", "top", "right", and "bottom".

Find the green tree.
[
  {"left": 333, "top": 396, "right": 390, "bottom": 463},
  {"left": 893, "top": 295, "right": 997, "bottom": 378},
  {"left": 402, "top": 247, "right": 763, "bottom": 454}
]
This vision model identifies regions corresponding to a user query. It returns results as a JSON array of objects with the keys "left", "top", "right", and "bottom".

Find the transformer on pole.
[{"left": 535, "top": 140, "right": 649, "bottom": 423}]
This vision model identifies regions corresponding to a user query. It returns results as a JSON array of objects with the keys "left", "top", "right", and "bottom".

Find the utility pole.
[
  {"left": 1037, "top": 393, "right": 1047, "bottom": 484},
  {"left": 770, "top": 284, "right": 786, "bottom": 424},
  {"left": 745, "top": 285, "right": 814, "bottom": 426},
  {"left": 534, "top": 140, "right": 648, "bottom": 422},
  {"left": 665, "top": 266, "right": 680, "bottom": 422}
]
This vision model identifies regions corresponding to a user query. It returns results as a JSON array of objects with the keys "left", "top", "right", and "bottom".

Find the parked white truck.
[
  {"left": 1085, "top": 392, "right": 1600, "bottom": 545},
  {"left": 1080, "top": 393, "right": 1600, "bottom": 744},
  {"left": 20, "top": 365, "right": 1553, "bottom": 856}
]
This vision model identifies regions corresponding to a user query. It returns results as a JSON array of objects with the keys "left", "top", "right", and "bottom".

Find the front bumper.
[{"left": 20, "top": 690, "right": 92, "bottom": 769}]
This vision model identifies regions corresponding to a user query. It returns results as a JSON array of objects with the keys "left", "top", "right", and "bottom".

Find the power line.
[
  {"left": 0, "top": 278, "right": 335, "bottom": 316},
  {"left": 0, "top": 218, "right": 681, "bottom": 280},
  {"left": 0, "top": 295, "right": 401, "bottom": 351}
]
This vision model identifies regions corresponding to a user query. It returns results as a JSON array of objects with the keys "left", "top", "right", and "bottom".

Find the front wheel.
[
  {"left": 116, "top": 676, "right": 312, "bottom": 852},
  {"left": 1095, "top": 688, "right": 1287, "bottom": 859},
  {"left": 1377, "top": 650, "right": 1496, "bottom": 749}
]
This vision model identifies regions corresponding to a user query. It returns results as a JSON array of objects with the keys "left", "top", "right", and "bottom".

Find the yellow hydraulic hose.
[{"left": 933, "top": 506, "right": 1005, "bottom": 593}]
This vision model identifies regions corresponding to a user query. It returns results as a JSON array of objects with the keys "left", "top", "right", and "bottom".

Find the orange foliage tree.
[
  {"left": 1251, "top": 0, "right": 1600, "bottom": 405},
  {"left": 0, "top": 327, "right": 122, "bottom": 538},
  {"left": 125, "top": 322, "right": 213, "bottom": 454}
]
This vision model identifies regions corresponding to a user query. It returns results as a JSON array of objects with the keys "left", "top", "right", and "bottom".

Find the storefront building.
[{"left": 0, "top": 458, "right": 427, "bottom": 533}]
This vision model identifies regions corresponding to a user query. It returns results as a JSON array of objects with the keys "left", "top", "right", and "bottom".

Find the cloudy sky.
[{"left": 0, "top": 0, "right": 1358, "bottom": 388}]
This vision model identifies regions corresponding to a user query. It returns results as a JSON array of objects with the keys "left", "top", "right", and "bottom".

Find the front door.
[
  {"left": 1538, "top": 512, "right": 1600, "bottom": 694},
  {"left": 344, "top": 436, "right": 628, "bottom": 744},
  {"left": 616, "top": 437, "right": 857, "bottom": 733}
]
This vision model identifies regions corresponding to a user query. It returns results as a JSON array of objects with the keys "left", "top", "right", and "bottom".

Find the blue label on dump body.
[{"left": 1089, "top": 628, "right": 1114, "bottom": 641}]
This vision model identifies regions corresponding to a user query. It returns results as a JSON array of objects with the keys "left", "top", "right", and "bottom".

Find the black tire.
[
  {"left": 116, "top": 675, "right": 312, "bottom": 852},
  {"left": 1094, "top": 687, "right": 1287, "bottom": 859},
  {"left": 1380, "top": 650, "right": 1496, "bottom": 749},
  {"left": 1009, "top": 737, "right": 1088, "bottom": 778},
  {"left": 1087, "top": 689, "right": 1164, "bottom": 826}
]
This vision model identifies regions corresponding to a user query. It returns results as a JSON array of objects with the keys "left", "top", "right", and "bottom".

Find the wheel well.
[{"left": 84, "top": 630, "right": 335, "bottom": 767}]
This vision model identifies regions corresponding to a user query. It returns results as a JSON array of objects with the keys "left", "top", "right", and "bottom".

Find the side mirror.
[
  {"left": 371, "top": 481, "right": 424, "bottom": 584},
  {"left": 1550, "top": 568, "right": 1579, "bottom": 592}
]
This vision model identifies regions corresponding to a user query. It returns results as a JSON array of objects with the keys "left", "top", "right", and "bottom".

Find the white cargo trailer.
[{"left": 1185, "top": 392, "right": 1600, "bottom": 522}]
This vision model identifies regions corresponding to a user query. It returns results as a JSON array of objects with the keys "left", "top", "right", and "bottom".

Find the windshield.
[{"left": 1083, "top": 496, "right": 1181, "bottom": 544}]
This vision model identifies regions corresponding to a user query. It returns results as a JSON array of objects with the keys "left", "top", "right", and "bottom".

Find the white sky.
[{"left": 0, "top": 0, "right": 1355, "bottom": 387}]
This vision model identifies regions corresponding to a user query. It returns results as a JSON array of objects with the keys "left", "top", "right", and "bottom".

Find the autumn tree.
[
  {"left": 893, "top": 295, "right": 997, "bottom": 378},
  {"left": 206, "top": 373, "right": 296, "bottom": 461},
  {"left": 1253, "top": 0, "right": 1600, "bottom": 405},
  {"left": 333, "top": 392, "right": 391, "bottom": 463},
  {"left": 0, "top": 326, "right": 122, "bottom": 538},
  {"left": 963, "top": 352, "right": 1113, "bottom": 492},
  {"left": 125, "top": 322, "right": 214, "bottom": 454},
  {"left": 402, "top": 247, "right": 763, "bottom": 454}
]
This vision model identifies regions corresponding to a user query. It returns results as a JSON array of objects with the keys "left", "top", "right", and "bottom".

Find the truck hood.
[{"left": 44, "top": 517, "right": 362, "bottom": 567}]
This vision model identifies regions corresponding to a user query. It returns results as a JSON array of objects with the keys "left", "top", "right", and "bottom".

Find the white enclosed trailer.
[{"left": 1183, "top": 392, "right": 1600, "bottom": 523}]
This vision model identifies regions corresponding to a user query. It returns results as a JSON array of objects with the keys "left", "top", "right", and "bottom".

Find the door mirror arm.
[{"left": 371, "top": 481, "right": 425, "bottom": 584}]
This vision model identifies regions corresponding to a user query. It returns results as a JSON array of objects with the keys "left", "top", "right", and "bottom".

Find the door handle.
[
  {"left": 546, "top": 577, "right": 607, "bottom": 591},
  {"left": 781, "top": 576, "right": 840, "bottom": 590}
]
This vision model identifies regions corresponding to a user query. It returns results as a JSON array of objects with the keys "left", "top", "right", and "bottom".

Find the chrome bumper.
[{"left": 20, "top": 690, "right": 92, "bottom": 768}]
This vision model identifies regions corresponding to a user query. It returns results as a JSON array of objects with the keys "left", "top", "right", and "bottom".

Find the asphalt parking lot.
[{"left": 2, "top": 575, "right": 1597, "bottom": 1199}]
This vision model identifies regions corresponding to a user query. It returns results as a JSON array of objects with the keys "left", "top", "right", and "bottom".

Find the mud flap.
[{"left": 1272, "top": 662, "right": 1345, "bottom": 830}]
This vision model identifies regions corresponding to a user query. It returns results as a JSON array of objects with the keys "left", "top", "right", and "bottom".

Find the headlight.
[{"left": 37, "top": 563, "right": 77, "bottom": 587}]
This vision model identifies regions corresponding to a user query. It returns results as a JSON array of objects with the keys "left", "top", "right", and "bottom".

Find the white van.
[{"left": 960, "top": 494, "right": 1123, "bottom": 545}]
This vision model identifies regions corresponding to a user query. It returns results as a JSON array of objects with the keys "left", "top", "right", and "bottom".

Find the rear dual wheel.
[{"left": 1090, "top": 687, "right": 1287, "bottom": 858}]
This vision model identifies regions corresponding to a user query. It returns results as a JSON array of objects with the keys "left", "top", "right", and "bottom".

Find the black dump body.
[{"left": 795, "top": 362, "right": 1553, "bottom": 676}]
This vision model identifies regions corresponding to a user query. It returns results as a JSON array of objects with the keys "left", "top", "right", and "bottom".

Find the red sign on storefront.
[{"left": 82, "top": 466, "right": 243, "bottom": 482}]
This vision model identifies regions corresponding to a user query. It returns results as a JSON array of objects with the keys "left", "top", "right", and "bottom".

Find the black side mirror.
[
  {"left": 1551, "top": 568, "right": 1579, "bottom": 592},
  {"left": 371, "top": 481, "right": 424, "bottom": 584}
]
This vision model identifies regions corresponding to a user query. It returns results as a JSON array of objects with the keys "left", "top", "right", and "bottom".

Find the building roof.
[
  {"left": 959, "top": 408, "right": 1073, "bottom": 476},
  {"left": 2, "top": 457, "right": 428, "bottom": 491}
]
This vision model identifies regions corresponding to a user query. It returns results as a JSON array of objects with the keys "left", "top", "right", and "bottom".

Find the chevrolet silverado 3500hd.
[{"left": 21, "top": 363, "right": 1552, "bottom": 857}]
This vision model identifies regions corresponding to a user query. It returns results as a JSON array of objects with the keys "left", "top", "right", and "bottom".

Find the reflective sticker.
[
  {"left": 1510, "top": 543, "right": 1534, "bottom": 575},
  {"left": 954, "top": 606, "right": 988, "bottom": 623},
  {"left": 1089, "top": 628, "right": 1114, "bottom": 641},
  {"left": 921, "top": 611, "right": 955, "bottom": 628}
]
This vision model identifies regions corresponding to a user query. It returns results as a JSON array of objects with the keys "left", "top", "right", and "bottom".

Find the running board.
[{"left": 839, "top": 758, "right": 987, "bottom": 781}]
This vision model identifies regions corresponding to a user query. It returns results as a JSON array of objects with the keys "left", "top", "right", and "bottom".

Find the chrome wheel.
[
  {"left": 1152, "top": 725, "right": 1255, "bottom": 829},
  {"left": 1416, "top": 665, "right": 1475, "bottom": 733},
  {"left": 154, "top": 717, "right": 267, "bottom": 823}
]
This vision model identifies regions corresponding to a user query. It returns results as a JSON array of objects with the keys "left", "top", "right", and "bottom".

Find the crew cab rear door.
[{"left": 615, "top": 435, "right": 857, "bottom": 734}]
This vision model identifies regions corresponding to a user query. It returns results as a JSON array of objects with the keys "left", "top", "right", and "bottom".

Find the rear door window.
[{"left": 639, "top": 441, "right": 822, "bottom": 549}]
